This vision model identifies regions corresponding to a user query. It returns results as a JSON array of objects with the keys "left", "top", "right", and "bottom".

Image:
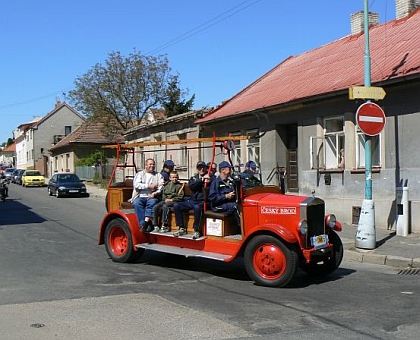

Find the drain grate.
[{"left": 397, "top": 268, "right": 420, "bottom": 275}]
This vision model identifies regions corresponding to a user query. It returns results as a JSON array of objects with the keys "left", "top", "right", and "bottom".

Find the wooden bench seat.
[{"left": 114, "top": 180, "right": 240, "bottom": 237}]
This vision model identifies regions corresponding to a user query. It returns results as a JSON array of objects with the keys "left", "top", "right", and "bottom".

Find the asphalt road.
[{"left": 1, "top": 183, "right": 420, "bottom": 340}]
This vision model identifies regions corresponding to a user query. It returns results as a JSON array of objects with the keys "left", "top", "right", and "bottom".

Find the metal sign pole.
[{"left": 355, "top": 0, "right": 376, "bottom": 249}]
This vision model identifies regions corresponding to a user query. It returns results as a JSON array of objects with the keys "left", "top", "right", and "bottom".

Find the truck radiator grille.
[{"left": 301, "top": 198, "right": 326, "bottom": 248}]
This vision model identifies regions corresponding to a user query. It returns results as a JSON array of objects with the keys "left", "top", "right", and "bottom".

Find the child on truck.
[{"left": 152, "top": 171, "right": 184, "bottom": 233}]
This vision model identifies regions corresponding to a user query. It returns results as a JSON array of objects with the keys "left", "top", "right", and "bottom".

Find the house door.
[{"left": 276, "top": 124, "right": 298, "bottom": 192}]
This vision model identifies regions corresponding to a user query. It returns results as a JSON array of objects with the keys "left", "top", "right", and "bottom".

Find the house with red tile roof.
[
  {"left": 196, "top": 1, "right": 420, "bottom": 232},
  {"left": 49, "top": 118, "right": 123, "bottom": 176},
  {"left": 0, "top": 143, "right": 16, "bottom": 168},
  {"left": 14, "top": 102, "right": 85, "bottom": 176}
]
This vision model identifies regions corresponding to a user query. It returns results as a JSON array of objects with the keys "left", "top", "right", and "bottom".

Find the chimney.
[
  {"left": 350, "top": 11, "right": 379, "bottom": 35},
  {"left": 396, "top": 0, "right": 420, "bottom": 19}
]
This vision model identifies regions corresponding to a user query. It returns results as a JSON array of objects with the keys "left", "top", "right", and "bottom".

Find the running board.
[{"left": 136, "top": 243, "right": 234, "bottom": 261}]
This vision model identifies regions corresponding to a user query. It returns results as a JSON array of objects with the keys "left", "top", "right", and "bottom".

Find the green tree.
[
  {"left": 75, "top": 150, "right": 107, "bottom": 166},
  {"left": 163, "top": 74, "right": 195, "bottom": 117},
  {"left": 68, "top": 50, "right": 193, "bottom": 130}
]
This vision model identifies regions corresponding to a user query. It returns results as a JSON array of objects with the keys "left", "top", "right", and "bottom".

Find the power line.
[
  {"left": 146, "top": 0, "right": 263, "bottom": 56},
  {"left": 0, "top": 88, "right": 71, "bottom": 110},
  {"left": 0, "top": 1, "right": 263, "bottom": 110}
]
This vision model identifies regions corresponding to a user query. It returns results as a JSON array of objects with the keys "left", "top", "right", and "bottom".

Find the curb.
[{"left": 344, "top": 247, "right": 419, "bottom": 269}]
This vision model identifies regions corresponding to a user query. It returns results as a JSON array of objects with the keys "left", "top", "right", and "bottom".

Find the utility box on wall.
[
  {"left": 396, "top": 187, "right": 409, "bottom": 236},
  {"left": 352, "top": 206, "right": 361, "bottom": 225}
]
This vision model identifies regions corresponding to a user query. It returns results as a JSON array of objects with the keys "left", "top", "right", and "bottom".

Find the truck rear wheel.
[
  {"left": 104, "top": 218, "right": 143, "bottom": 263},
  {"left": 244, "top": 235, "right": 298, "bottom": 287},
  {"left": 300, "top": 230, "right": 343, "bottom": 276}
]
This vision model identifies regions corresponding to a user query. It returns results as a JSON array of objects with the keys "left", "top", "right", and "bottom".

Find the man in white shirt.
[{"left": 131, "top": 158, "right": 164, "bottom": 233}]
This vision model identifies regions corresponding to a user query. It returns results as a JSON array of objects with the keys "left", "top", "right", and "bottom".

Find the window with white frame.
[
  {"left": 310, "top": 136, "right": 325, "bottom": 169},
  {"left": 230, "top": 132, "right": 242, "bottom": 171},
  {"left": 324, "top": 116, "right": 344, "bottom": 169},
  {"left": 247, "top": 129, "right": 260, "bottom": 168},
  {"left": 356, "top": 128, "right": 381, "bottom": 168},
  {"left": 177, "top": 133, "right": 187, "bottom": 166}
]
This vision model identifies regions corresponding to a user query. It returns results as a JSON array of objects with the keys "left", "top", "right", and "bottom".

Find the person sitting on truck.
[
  {"left": 130, "top": 158, "right": 164, "bottom": 233},
  {"left": 240, "top": 161, "right": 262, "bottom": 189},
  {"left": 152, "top": 171, "right": 184, "bottom": 233},
  {"left": 208, "top": 161, "right": 240, "bottom": 228},
  {"left": 207, "top": 161, "right": 219, "bottom": 177},
  {"left": 160, "top": 159, "right": 175, "bottom": 183},
  {"left": 173, "top": 161, "right": 215, "bottom": 239}
]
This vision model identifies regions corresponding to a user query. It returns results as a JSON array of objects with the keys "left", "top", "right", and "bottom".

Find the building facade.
[
  {"left": 14, "top": 102, "right": 85, "bottom": 176},
  {"left": 196, "top": 2, "right": 420, "bottom": 232}
]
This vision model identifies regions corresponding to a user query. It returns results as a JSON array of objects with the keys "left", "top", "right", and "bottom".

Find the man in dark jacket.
[
  {"left": 173, "top": 161, "right": 214, "bottom": 239},
  {"left": 208, "top": 161, "right": 240, "bottom": 228},
  {"left": 240, "top": 161, "right": 262, "bottom": 189}
]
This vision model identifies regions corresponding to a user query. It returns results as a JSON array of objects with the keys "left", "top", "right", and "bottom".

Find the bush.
[{"left": 76, "top": 150, "right": 107, "bottom": 166}]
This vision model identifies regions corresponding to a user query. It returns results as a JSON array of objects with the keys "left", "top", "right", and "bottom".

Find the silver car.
[{"left": 3, "top": 168, "right": 15, "bottom": 183}]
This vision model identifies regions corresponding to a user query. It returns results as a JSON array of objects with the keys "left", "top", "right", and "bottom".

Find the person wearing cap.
[
  {"left": 240, "top": 160, "right": 262, "bottom": 189},
  {"left": 172, "top": 160, "right": 215, "bottom": 239},
  {"left": 160, "top": 159, "right": 175, "bottom": 183},
  {"left": 208, "top": 161, "right": 240, "bottom": 228}
]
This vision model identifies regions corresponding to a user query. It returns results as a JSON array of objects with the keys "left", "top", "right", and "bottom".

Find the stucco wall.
[{"left": 200, "top": 81, "right": 420, "bottom": 232}]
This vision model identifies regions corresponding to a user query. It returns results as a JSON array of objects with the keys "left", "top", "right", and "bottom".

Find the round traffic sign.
[{"left": 356, "top": 102, "right": 386, "bottom": 136}]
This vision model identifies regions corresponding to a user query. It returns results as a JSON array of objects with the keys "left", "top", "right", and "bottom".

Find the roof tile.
[{"left": 197, "top": 9, "right": 420, "bottom": 123}]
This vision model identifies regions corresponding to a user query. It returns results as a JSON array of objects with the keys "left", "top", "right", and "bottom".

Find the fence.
[{"left": 75, "top": 164, "right": 113, "bottom": 184}]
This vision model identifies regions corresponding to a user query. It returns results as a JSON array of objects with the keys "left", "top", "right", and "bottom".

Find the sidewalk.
[
  {"left": 340, "top": 223, "right": 420, "bottom": 269},
  {"left": 86, "top": 183, "right": 420, "bottom": 269}
]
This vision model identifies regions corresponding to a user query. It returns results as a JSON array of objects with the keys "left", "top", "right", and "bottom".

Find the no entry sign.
[{"left": 356, "top": 102, "right": 386, "bottom": 136}]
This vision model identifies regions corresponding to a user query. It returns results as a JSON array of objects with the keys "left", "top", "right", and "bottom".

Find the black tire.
[
  {"left": 244, "top": 235, "right": 298, "bottom": 287},
  {"left": 104, "top": 218, "right": 143, "bottom": 263},
  {"left": 48, "top": 187, "right": 53, "bottom": 196},
  {"left": 300, "top": 230, "right": 344, "bottom": 276}
]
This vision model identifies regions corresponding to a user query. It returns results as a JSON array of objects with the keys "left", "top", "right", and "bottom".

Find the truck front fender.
[{"left": 246, "top": 224, "right": 298, "bottom": 244}]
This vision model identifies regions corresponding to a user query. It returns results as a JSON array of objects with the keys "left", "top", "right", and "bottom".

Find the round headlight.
[
  {"left": 298, "top": 220, "right": 308, "bottom": 235},
  {"left": 326, "top": 214, "right": 337, "bottom": 228}
]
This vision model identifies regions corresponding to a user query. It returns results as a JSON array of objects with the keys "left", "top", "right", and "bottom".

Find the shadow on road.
[{"left": 0, "top": 198, "right": 46, "bottom": 226}]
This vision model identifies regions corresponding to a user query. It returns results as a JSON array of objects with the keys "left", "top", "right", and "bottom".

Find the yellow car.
[{"left": 22, "top": 170, "right": 45, "bottom": 187}]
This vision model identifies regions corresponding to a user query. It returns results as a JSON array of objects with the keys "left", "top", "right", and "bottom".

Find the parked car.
[
  {"left": 47, "top": 173, "right": 87, "bottom": 198},
  {"left": 3, "top": 168, "right": 15, "bottom": 183},
  {"left": 14, "top": 169, "right": 25, "bottom": 185},
  {"left": 21, "top": 170, "right": 45, "bottom": 187},
  {"left": 11, "top": 169, "right": 24, "bottom": 184}
]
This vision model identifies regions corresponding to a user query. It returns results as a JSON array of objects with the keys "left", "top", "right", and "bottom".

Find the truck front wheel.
[
  {"left": 104, "top": 218, "right": 143, "bottom": 263},
  {"left": 300, "top": 230, "right": 343, "bottom": 276},
  {"left": 244, "top": 235, "right": 298, "bottom": 287}
]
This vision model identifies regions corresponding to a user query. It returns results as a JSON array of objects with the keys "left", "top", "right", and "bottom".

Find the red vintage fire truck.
[{"left": 98, "top": 135, "right": 343, "bottom": 288}]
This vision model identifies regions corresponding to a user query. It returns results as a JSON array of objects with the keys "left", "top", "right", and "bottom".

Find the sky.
[{"left": 0, "top": 0, "right": 397, "bottom": 143}]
